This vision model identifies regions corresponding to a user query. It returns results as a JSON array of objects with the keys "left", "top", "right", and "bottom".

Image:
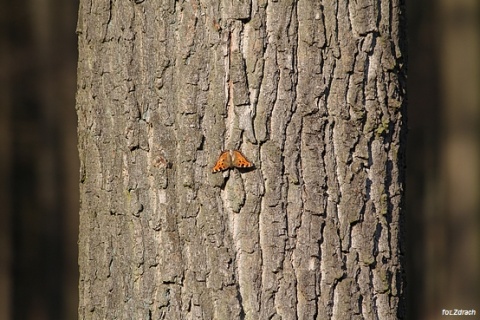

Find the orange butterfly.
[{"left": 212, "top": 150, "right": 254, "bottom": 173}]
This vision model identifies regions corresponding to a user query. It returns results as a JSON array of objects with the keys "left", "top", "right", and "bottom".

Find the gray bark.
[{"left": 77, "top": 0, "right": 407, "bottom": 319}]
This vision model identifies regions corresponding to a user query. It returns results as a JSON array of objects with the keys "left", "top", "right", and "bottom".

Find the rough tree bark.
[{"left": 77, "top": 0, "right": 407, "bottom": 319}]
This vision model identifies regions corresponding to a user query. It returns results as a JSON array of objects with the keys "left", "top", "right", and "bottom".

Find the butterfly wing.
[
  {"left": 232, "top": 150, "right": 254, "bottom": 169},
  {"left": 212, "top": 151, "right": 232, "bottom": 172}
]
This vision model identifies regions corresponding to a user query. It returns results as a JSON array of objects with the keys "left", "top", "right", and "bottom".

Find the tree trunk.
[{"left": 77, "top": 0, "right": 407, "bottom": 319}]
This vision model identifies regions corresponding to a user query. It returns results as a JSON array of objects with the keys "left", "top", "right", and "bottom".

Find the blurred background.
[
  {"left": 0, "top": 1, "right": 79, "bottom": 319},
  {"left": 0, "top": 0, "right": 478, "bottom": 319},
  {"left": 406, "top": 0, "right": 479, "bottom": 318}
]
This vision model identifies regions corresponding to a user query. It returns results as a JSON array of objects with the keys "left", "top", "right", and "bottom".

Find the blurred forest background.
[{"left": 0, "top": 0, "right": 478, "bottom": 319}]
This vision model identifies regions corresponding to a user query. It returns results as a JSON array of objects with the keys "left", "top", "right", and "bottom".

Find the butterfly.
[{"left": 212, "top": 150, "right": 254, "bottom": 173}]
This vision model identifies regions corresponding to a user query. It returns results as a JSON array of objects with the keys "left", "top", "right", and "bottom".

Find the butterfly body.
[{"left": 212, "top": 150, "right": 254, "bottom": 173}]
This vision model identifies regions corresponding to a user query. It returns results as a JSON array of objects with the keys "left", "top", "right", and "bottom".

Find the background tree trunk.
[{"left": 77, "top": 0, "right": 406, "bottom": 319}]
